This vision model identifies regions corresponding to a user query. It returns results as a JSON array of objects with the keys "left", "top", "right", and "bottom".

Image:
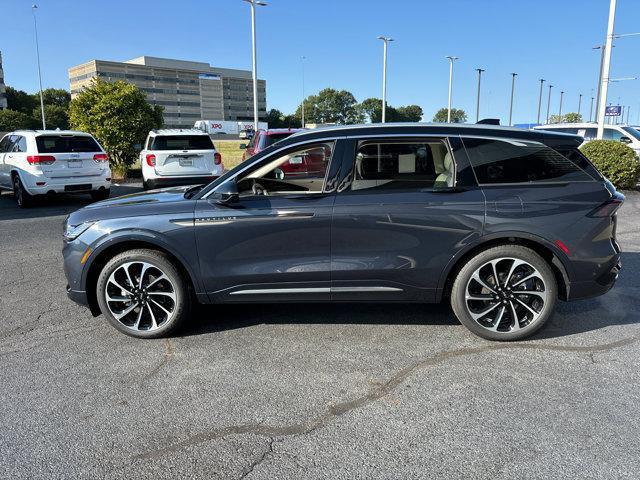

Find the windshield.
[
  {"left": 259, "top": 133, "right": 294, "bottom": 149},
  {"left": 622, "top": 127, "right": 640, "bottom": 141},
  {"left": 36, "top": 135, "right": 101, "bottom": 153},
  {"left": 150, "top": 135, "right": 214, "bottom": 151}
]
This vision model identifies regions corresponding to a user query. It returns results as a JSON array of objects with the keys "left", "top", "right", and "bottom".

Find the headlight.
[{"left": 63, "top": 221, "right": 95, "bottom": 241}]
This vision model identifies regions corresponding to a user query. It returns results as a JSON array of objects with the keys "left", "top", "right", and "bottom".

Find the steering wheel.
[{"left": 252, "top": 180, "right": 268, "bottom": 196}]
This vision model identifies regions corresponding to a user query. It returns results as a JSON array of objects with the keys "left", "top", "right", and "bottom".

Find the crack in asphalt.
[
  {"left": 144, "top": 338, "right": 175, "bottom": 379},
  {"left": 238, "top": 437, "right": 274, "bottom": 480},
  {"left": 134, "top": 333, "right": 640, "bottom": 462}
]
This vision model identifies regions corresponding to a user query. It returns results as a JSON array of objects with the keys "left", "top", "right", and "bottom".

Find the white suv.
[
  {"left": 534, "top": 123, "right": 640, "bottom": 156},
  {"left": 0, "top": 130, "right": 111, "bottom": 207},
  {"left": 140, "top": 129, "right": 224, "bottom": 190}
]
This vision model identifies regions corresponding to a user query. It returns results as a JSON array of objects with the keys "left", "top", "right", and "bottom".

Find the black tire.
[
  {"left": 143, "top": 180, "right": 152, "bottom": 190},
  {"left": 96, "top": 249, "right": 191, "bottom": 338},
  {"left": 90, "top": 189, "right": 110, "bottom": 201},
  {"left": 450, "top": 245, "right": 557, "bottom": 341},
  {"left": 12, "top": 174, "right": 34, "bottom": 208}
]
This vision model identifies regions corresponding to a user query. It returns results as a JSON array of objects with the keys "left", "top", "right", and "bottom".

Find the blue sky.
[{"left": 1, "top": 0, "right": 639, "bottom": 124}]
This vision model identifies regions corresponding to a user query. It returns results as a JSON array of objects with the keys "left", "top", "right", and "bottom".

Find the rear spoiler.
[{"left": 477, "top": 118, "right": 500, "bottom": 125}]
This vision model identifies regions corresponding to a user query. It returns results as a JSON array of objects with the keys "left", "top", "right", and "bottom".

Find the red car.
[{"left": 241, "top": 128, "right": 304, "bottom": 161}]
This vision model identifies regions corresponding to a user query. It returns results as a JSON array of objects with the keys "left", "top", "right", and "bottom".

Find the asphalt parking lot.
[{"left": 1, "top": 185, "right": 639, "bottom": 479}]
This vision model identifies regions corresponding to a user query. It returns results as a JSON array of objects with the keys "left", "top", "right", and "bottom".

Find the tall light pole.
[
  {"left": 475, "top": 68, "right": 485, "bottom": 123},
  {"left": 32, "top": 4, "right": 46, "bottom": 130},
  {"left": 546, "top": 84, "right": 553, "bottom": 124},
  {"left": 243, "top": 0, "right": 267, "bottom": 131},
  {"left": 536, "top": 79, "right": 545, "bottom": 125},
  {"left": 626, "top": 106, "right": 631, "bottom": 124},
  {"left": 578, "top": 93, "right": 582, "bottom": 116},
  {"left": 593, "top": 45, "right": 606, "bottom": 122},
  {"left": 589, "top": 95, "right": 595, "bottom": 121},
  {"left": 301, "top": 56, "right": 306, "bottom": 128},
  {"left": 377, "top": 36, "right": 393, "bottom": 123},
  {"left": 559, "top": 91, "right": 564, "bottom": 119},
  {"left": 597, "top": 0, "right": 617, "bottom": 139},
  {"left": 508, "top": 73, "right": 517, "bottom": 126},
  {"left": 446, "top": 56, "right": 459, "bottom": 123}
]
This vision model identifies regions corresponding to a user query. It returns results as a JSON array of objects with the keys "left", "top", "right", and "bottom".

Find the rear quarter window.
[
  {"left": 36, "top": 135, "right": 101, "bottom": 153},
  {"left": 462, "top": 138, "right": 594, "bottom": 184}
]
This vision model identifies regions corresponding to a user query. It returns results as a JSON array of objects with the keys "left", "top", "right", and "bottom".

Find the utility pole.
[
  {"left": 546, "top": 84, "right": 553, "bottom": 124},
  {"left": 377, "top": 36, "right": 394, "bottom": 123},
  {"left": 32, "top": 4, "right": 46, "bottom": 130},
  {"left": 578, "top": 93, "right": 582, "bottom": 116},
  {"left": 475, "top": 68, "right": 485, "bottom": 123},
  {"left": 536, "top": 79, "right": 545, "bottom": 124},
  {"left": 301, "top": 56, "right": 305, "bottom": 128},
  {"left": 508, "top": 73, "right": 517, "bottom": 126},
  {"left": 243, "top": 0, "right": 267, "bottom": 131},
  {"left": 446, "top": 56, "right": 459, "bottom": 123},
  {"left": 559, "top": 91, "right": 565, "bottom": 120},
  {"left": 597, "top": 0, "right": 617, "bottom": 139}
]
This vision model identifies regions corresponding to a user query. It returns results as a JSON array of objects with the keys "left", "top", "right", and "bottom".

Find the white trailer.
[{"left": 194, "top": 120, "right": 269, "bottom": 135}]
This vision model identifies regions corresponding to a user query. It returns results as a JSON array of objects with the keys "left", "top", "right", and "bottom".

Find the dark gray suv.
[{"left": 63, "top": 124, "right": 623, "bottom": 341}]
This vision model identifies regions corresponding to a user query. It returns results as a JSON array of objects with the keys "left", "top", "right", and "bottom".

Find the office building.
[{"left": 69, "top": 56, "right": 266, "bottom": 128}]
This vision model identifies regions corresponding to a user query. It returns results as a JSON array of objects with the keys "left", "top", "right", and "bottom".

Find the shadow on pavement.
[
  {"left": 0, "top": 183, "right": 143, "bottom": 221},
  {"left": 181, "top": 253, "right": 640, "bottom": 340}
]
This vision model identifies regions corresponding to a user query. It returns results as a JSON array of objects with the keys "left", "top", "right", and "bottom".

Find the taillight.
[
  {"left": 27, "top": 155, "right": 56, "bottom": 165},
  {"left": 214, "top": 152, "right": 222, "bottom": 165},
  {"left": 587, "top": 194, "right": 624, "bottom": 217},
  {"left": 146, "top": 154, "right": 156, "bottom": 167},
  {"left": 93, "top": 153, "right": 109, "bottom": 163}
]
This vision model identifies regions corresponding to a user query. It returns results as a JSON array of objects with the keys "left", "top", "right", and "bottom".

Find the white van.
[{"left": 534, "top": 123, "right": 640, "bottom": 156}]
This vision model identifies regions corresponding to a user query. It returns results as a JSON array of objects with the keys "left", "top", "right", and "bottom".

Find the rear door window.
[
  {"left": 36, "top": 135, "right": 101, "bottom": 153},
  {"left": 462, "top": 138, "right": 594, "bottom": 184},
  {"left": 150, "top": 135, "right": 214, "bottom": 150},
  {"left": 347, "top": 139, "right": 454, "bottom": 192}
]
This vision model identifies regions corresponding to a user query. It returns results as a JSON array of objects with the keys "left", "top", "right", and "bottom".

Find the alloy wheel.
[
  {"left": 464, "top": 257, "right": 548, "bottom": 333},
  {"left": 104, "top": 261, "right": 177, "bottom": 332}
]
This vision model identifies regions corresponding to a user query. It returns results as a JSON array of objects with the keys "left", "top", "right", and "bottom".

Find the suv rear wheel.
[
  {"left": 451, "top": 245, "right": 557, "bottom": 341},
  {"left": 96, "top": 249, "right": 190, "bottom": 338},
  {"left": 13, "top": 174, "right": 34, "bottom": 208}
]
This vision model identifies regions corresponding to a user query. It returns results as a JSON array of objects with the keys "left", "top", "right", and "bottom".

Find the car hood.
[{"left": 67, "top": 186, "right": 196, "bottom": 225}]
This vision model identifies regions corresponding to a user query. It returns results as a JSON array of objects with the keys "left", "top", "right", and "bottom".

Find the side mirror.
[
  {"left": 239, "top": 144, "right": 247, "bottom": 149},
  {"left": 620, "top": 136, "right": 632, "bottom": 144},
  {"left": 274, "top": 168, "right": 285, "bottom": 180},
  {"left": 212, "top": 181, "right": 239, "bottom": 205}
]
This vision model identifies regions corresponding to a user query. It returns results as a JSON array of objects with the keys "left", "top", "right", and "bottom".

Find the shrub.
[
  {"left": 580, "top": 140, "right": 640, "bottom": 189},
  {"left": 69, "top": 79, "right": 163, "bottom": 176}
]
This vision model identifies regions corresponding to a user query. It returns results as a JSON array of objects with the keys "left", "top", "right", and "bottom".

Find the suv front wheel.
[
  {"left": 96, "top": 249, "right": 190, "bottom": 338},
  {"left": 451, "top": 245, "right": 557, "bottom": 341}
]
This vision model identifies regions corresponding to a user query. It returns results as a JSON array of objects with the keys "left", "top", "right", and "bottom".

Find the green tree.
[
  {"left": 433, "top": 107, "right": 467, "bottom": 123},
  {"left": 36, "top": 104, "right": 69, "bottom": 130},
  {"left": 41, "top": 88, "right": 71, "bottom": 108},
  {"left": 5, "top": 87, "right": 38, "bottom": 115},
  {"left": 359, "top": 99, "right": 423, "bottom": 123},
  {"left": 69, "top": 79, "right": 163, "bottom": 175},
  {"left": 0, "top": 109, "right": 39, "bottom": 131},
  {"left": 397, "top": 105, "right": 423, "bottom": 122},
  {"left": 295, "top": 88, "right": 364, "bottom": 125},
  {"left": 549, "top": 112, "right": 582, "bottom": 124}
]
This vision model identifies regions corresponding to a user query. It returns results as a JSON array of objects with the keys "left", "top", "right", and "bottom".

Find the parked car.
[
  {"left": 534, "top": 123, "right": 640, "bottom": 156},
  {"left": 240, "top": 128, "right": 304, "bottom": 161},
  {"left": 63, "top": 123, "right": 623, "bottom": 341},
  {"left": 0, "top": 130, "right": 111, "bottom": 207},
  {"left": 140, "top": 129, "right": 224, "bottom": 190}
]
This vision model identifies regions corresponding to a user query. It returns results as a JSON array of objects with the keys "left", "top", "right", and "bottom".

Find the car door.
[
  {"left": 195, "top": 138, "right": 345, "bottom": 302},
  {"left": 0, "top": 135, "right": 14, "bottom": 188},
  {"left": 330, "top": 136, "right": 485, "bottom": 302}
]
